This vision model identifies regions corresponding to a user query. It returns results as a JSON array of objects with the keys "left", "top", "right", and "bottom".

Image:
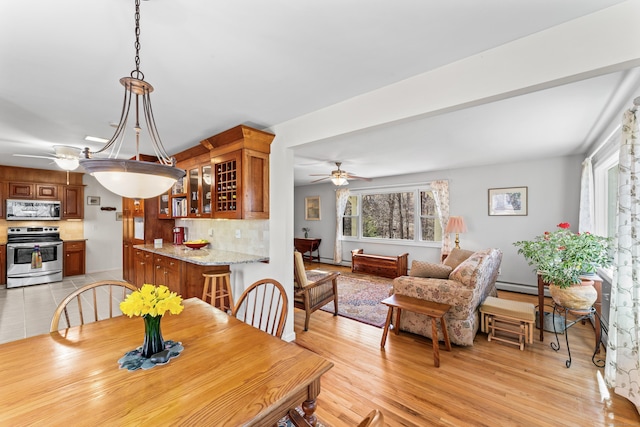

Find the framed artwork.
[
  {"left": 305, "top": 196, "right": 321, "bottom": 220},
  {"left": 87, "top": 196, "right": 101, "bottom": 206},
  {"left": 488, "top": 186, "right": 528, "bottom": 216}
]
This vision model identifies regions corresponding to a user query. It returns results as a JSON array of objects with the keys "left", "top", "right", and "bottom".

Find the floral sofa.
[{"left": 391, "top": 248, "right": 503, "bottom": 346}]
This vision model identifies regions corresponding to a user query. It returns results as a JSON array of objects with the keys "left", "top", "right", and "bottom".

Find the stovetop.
[{"left": 7, "top": 226, "right": 62, "bottom": 243}]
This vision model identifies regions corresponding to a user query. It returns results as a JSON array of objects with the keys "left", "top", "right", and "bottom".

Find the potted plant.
[{"left": 513, "top": 222, "right": 613, "bottom": 309}]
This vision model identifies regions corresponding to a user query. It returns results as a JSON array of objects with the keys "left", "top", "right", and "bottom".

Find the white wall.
[
  {"left": 80, "top": 3, "right": 638, "bottom": 341},
  {"left": 295, "top": 154, "right": 582, "bottom": 293},
  {"left": 82, "top": 175, "right": 123, "bottom": 274}
]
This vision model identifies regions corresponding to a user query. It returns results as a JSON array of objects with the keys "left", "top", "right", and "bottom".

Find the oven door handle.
[{"left": 7, "top": 242, "right": 62, "bottom": 249}]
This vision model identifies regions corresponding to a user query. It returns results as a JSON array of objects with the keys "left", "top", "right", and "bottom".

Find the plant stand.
[{"left": 550, "top": 303, "right": 605, "bottom": 368}]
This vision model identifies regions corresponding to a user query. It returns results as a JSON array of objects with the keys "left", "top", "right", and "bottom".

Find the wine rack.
[{"left": 216, "top": 159, "right": 237, "bottom": 212}]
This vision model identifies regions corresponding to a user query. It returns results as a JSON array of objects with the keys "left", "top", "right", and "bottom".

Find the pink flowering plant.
[{"left": 513, "top": 222, "right": 612, "bottom": 289}]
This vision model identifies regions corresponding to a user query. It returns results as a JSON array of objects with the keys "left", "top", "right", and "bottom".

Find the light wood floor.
[{"left": 294, "top": 263, "right": 639, "bottom": 426}]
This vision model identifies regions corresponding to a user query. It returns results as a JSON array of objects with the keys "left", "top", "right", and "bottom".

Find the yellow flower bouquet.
[
  {"left": 120, "top": 284, "right": 184, "bottom": 358},
  {"left": 120, "top": 284, "right": 184, "bottom": 318}
]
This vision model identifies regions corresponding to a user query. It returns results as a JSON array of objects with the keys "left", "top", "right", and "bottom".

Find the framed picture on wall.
[
  {"left": 488, "top": 186, "right": 528, "bottom": 216},
  {"left": 305, "top": 196, "right": 321, "bottom": 220}
]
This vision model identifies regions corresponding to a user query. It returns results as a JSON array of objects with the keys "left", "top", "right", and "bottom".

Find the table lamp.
[{"left": 445, "top": 216, "right": 467, "bottom": 249}]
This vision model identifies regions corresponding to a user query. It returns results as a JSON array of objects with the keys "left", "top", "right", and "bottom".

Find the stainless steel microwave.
[{"left": 6, "top": 199, "right": 61, "bottom": 220}]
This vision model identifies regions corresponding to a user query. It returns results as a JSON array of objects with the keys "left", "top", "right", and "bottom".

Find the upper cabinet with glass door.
[
  {"left": 170, "top": 152, "right": 212, "bottom": 219},
  {"left": 160, "top": 125, "right": 273, "bottom": 220}
]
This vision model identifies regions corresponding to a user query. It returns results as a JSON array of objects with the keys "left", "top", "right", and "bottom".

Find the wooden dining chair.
[
  {"left": 293, "top": 250, "right": 340, "bottom": 331},
  {"left": 50, "top": 280, "right": 138, "bottom": 331},
  {"left": 287, "top": 408, "right": 384, "bottom": 427},
  {"left": 231, "top": 278, "right": 288, "bottom": 338}
]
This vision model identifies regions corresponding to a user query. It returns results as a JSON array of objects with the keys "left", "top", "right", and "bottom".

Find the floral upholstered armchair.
[{"left": 391, "top": 248, "right": 503, "bottom": 346}]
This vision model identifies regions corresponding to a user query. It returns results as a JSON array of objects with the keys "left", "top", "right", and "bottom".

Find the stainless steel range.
[{"left": 6, "top": 226, "right": 63, "bottom": 288}]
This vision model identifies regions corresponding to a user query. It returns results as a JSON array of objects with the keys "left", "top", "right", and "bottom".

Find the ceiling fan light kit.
[
  {"left": 79, "top": 0, "right": 185, "bottom": 199},
  {"left": 310, "top": 161, "right": 371, "bottom": 186},
  {"left": 13, "top": 145, "right": 82, "bottom": 172},
  {"left": 52, "top": 145, "right": 80, "bottom": 171}
]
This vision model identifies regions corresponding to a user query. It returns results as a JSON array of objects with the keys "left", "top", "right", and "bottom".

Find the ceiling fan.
[
  {"left": 309, "top": 162, "right": 372, "bottom": 186},
  {"left": 13, "top": 145, "right": 82, "bottom": 171}
]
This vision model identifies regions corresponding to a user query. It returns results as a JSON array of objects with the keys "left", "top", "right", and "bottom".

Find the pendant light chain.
[
  {"left": 79, "top": 0, "right": 185, "bottom": 200},
  {"left": 132, "top": 0, "right": 144, "bottom": 81}
]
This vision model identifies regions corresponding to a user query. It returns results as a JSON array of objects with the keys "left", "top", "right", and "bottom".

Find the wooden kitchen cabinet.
[
  {"left": 4, "top": 182, "right": 83, "bottom": 219},
  {"left": 186, "top": 158, "right": 213, "bottom": 218},
  {"left": 130, "top": 247, "right": 231, "bottom": 299},
  {"left": 153, "top": 254, "right": 182, "bottom": 294},
  {"left": 62, "top": 185, "right": 84, "bottom": 219},
  {"left": 165, "top": 175, "right": 187, "bottom": 218},
  {"left": 63, "top": 240, "right": 86, "bottom": 277},
  {"left": 168, "top": 153, "right": 212, "bottom": 219},
  {"left": 0, "top": 166, "right": 84, "bottom": 219},
  {"left": 8, "top": 182, "right": 58, "bottom": 200},
  {"left": 122, "top": 195, "right": 175, "bottom": 282},
  {"left": 201, "top": 125, "right": 273, "bottom": 219},
  {"left": 134, "top": 248, "right": 155, "bottom": 287},
  {"left": 122, "top": 242, "right": 135, "bottom": 283}
]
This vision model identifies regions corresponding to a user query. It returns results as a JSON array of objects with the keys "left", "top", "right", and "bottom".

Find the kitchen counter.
[{"left": 133, "top": 244, "right": 269, "bottom": 266}]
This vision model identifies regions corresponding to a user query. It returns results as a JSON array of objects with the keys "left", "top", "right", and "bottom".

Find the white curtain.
[
  {"left": 430, "top": 180, "right": 451, "bottom": 259},
  {"left": 334, "top": 188, "right": 350, "bottom": 264},
  {"left": 579, "top": 158, "right": 594, "bottom": 233},
  {"left": 605, "top": 109, "right": 640, "bottom": 412}
]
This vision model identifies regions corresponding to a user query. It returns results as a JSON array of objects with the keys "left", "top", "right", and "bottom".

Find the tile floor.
[{"left": 0, "top": 269, "right": 123, "bottom": 345}]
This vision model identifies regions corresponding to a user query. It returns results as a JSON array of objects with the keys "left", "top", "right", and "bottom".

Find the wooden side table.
[
  {"left": 294, "top": 238, "right": 321, "bottom": 262},
  {"left": 380, "top": 294, "right": 452, "bottom": 367}
]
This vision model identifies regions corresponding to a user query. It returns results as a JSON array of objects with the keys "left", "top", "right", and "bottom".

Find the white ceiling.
[{"left": 1, "top": 0, "right": 638, "bottom": 186}]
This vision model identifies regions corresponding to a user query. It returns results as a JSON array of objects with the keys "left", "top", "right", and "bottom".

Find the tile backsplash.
[
  {"left": 0, "top": 219, "right": 84, "bottom": 243},
  {"left": 176, "top": 219, "right": 269, "bottom": 257}
]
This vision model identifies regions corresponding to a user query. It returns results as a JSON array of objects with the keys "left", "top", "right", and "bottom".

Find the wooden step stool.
[{"left": 480, "top": 296, "right": 535, "bottom": 351}]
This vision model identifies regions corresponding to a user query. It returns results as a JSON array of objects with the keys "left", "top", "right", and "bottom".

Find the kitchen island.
[{"left": 133, "top": 244, "right": 269, "bottom": 298}]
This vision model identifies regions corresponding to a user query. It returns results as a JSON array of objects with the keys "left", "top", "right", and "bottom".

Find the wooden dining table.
[{"left": 0, "top": 298, "right": 333, "bottom": 426}]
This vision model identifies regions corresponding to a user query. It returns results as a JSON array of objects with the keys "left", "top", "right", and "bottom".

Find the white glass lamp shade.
[
  {"left": 81, "top": 158, "right": 186, "bottom": 199},
  {"left": 331, "top": 176, "right": 348, "bottom": 186},
  {"left": 54, "top": 157, "right": 80, "bottom": 171}
]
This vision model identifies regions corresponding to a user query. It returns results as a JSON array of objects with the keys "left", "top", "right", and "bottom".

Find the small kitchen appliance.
[{"left": 173, "top": 227, "right": 186, "bottom": 245}]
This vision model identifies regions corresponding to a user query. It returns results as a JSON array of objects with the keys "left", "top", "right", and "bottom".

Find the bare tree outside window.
[
  {"left": 340, "top": 187, "right": 441, "bottom": 243},
  {"left": 342, "top": 195, "right": 358, "bottom": 237},
  {"left": 420, "top": 190, "right": 441, "bottom": 241},
  {"left": 362, "top": 192, "right": 414, "bottom": 240}
]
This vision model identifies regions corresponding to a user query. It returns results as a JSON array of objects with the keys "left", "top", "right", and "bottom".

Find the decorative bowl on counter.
[{"left": 184, "top": 241, "right": 209, "bottom": 249}]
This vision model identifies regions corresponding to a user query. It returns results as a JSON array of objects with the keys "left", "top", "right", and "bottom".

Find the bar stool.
[{"left": 202, "top": 271, "right": 233, "bottom": 313}]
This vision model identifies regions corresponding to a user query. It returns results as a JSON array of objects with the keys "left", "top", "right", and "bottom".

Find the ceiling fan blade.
[
  {"left": 309, "top": 173, "right": 331, "bottom": 177},
  {"left": 13, "top": 154, "right": 56, "bottom": 160},
  {"left": 346, "top": 174, "right": 372, "bottom": 181},
  {"left": 310, "top": 176, "right": 331, "bottom": 183}
]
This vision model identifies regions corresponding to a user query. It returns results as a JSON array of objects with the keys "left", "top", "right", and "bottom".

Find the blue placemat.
[{"left": 118, "top": 340, "right": 184, "bottom": 371}]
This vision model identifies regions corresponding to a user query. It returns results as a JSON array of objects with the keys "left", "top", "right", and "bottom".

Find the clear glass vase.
[{"left": 142, "top": 314, "right": 164, "bottom": 358}]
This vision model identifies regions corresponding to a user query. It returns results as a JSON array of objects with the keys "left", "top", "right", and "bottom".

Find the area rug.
[{"left": 307, "top": 270, "right": 393, "bottom": 328}]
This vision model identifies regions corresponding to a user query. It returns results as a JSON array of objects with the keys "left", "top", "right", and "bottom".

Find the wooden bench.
[
  {"left": 351, "top": 249, "right": 408, "bottom": 278},
  {"left": 380, "top": 294, "right": 452, "bottom": 367}
]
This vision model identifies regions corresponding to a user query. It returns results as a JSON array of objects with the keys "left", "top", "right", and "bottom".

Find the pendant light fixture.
[{"left": 80, "top": 0, "right": 185, "bottom": 199}]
